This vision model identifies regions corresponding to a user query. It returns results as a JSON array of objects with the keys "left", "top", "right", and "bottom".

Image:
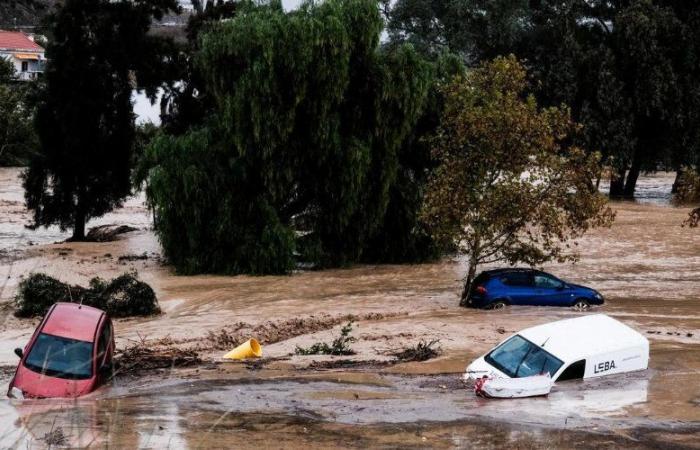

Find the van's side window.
[{"left": 557, "top": 359, "right": 586, "bottom": 381}]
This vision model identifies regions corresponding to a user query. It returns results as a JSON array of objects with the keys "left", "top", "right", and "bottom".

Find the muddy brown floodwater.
[{"left": 0, "top": 167, "right": 699, "bottom": 448}]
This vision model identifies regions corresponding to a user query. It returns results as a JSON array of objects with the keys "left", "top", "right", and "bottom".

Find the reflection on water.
[
  {"left": 0, "top": 370, "right": 685, "bottom": 449},
  {"left": 546, "top": 377, "right": 649, "bottom": 416}
]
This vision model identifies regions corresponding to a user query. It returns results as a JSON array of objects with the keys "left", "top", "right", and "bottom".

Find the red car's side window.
[{"left": 96, "top": 321, "right": 112, "bottom": 367}]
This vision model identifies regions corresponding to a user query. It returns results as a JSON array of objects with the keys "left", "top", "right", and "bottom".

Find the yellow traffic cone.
[{"left": 222, "top": 338, "right": 262, "bottom": 360}]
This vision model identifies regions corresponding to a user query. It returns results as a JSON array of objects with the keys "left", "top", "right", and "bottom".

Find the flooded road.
[
  {"left": 0, "top": 168, "right": 699, "bottom": 448},
  {"left": 1, "top": 367, "right": 698, "bottom": 448}
]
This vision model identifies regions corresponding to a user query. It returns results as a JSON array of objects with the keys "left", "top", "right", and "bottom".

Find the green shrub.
[
  {"left": 295, "top": 322, "right": 356, "bottom": 356},
  {"left": 14, "top": 272, "right": 160, "bottom": 318},
  {"left": 14, "top": 274, "right": 87, "bottom": 317}
]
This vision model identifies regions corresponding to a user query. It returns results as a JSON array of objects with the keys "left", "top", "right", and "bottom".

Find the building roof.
[
  {"left": 0, "top": 31, "right": 44, "bottom": 52},
  {"left": 518, "top": 314, "right": 648, "bottom": 363},
  {"left": 42, "top": 302, "right": 105, "bottom": 343}
]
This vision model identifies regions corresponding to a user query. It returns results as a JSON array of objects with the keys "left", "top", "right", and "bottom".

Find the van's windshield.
[
  {"left": 24, "top": 333, "right": 93, "bottom": 380},
  {"left": 485, "top": 335, "right": 563, "bottom": 378}
]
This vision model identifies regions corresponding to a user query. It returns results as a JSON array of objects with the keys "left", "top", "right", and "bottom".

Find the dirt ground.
[{"left": 0, "top": 168, "right": 698, "bottom": 448}]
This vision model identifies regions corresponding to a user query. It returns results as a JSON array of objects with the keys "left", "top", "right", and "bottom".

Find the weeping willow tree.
[{"left": 144, "top": 0, "right": 433, "bottom": 274}]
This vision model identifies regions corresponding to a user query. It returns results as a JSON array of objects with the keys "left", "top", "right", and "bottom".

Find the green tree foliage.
[
  {"left": 386, "top": 0, "right": 700, "bottom": 198},
  {"left": 158, "top": 0, "right": 238, "bottom": 135},
  {"left": 145, "top": 0, "right": 433, "bottom": 274},
  {"left": 362, "top": 51, "right": 464, "bottom": 262},
  {"left": 384, "top": 0, "right": 531, "bottom": 62},
  {"left": 0, "top": 58, "right": 38, "bottom": 165},
  {"left": 421, "top": 57, "right": 615, "bottom": 306},
  {"left": 0, "top": 58, "right": 13, "bottom": 82},
  {"left": 22, "top": 0, "right": 178, "bottom": 240}
]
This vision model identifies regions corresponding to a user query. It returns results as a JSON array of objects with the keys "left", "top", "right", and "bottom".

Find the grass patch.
[
  {"left": 14, "top": 271, "right": 160, "bottom": 318},
  {"left": 295, "top": 321, "right": 356, "bottom": 356}
]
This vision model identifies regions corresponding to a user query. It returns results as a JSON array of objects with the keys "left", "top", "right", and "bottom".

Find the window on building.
[{"left": 21, "top": 61, "right": 28, "bottom": 72}]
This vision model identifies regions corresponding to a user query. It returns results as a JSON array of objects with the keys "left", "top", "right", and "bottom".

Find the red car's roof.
[{"left": 41, "top": 303, "right": 105, "bottom": 343}]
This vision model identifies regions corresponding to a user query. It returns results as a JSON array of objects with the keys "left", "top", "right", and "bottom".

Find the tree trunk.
[
  {"left": 609, "top": 167, "right": 626, "bottom": 198},
  {"left": 623, "top": 156, "right": 642, "bottom": 198},
  {"left": 72, "top": 190, "right": 86, "bottom": 241},
  {"left": 72, "top": 210, "right": 86, "bottom": 241},
  {"left": 460, "top": 259, "right": 478, "bottom": 308},
  {"left": 671, "top": 168, "right": 683, "bottom": 194}
]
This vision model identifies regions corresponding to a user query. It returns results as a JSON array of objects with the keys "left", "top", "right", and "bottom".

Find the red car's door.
[{"left": 94, "top": 319, "right": 114, "bottom": 384}]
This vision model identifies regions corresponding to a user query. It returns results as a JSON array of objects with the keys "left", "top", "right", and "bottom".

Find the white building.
[{"left": 0, "top": 31, "right": 46, "bottom": 81}]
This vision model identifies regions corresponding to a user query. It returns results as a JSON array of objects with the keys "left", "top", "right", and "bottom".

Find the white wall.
[{"left": 0, "top": 52, "right": 45, "bottom": 76}]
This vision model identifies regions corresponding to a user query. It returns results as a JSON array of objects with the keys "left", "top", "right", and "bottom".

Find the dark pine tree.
[{"left": 23, "top": 0, "right": 178, "bottom": 240}]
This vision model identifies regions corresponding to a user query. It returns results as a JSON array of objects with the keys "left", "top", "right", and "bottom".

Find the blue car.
[{"left": 467, "top": 268, "right": 604, "bottom": 310}]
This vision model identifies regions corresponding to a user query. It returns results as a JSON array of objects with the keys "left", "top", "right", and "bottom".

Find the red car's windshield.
[{"left": 24, "top": 333, "right": 93, "bottom": 380}]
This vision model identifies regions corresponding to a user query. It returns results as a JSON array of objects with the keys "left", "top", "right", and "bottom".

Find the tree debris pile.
[
  {"left": 390, "top": 340, "right": 441, "bottom": 362},
  {"left": 14, "top": 272, "right": 160, "bottom": 318},
  {"left": 307, "top": 359, "right": 392, "bottom": 370},
  {"left": 115, "top": 344, "right": 201, "bottom": 375},
  {"left": 85, "top": 224, "right": 138, "bottom": 242},
  {"left": 295, "top": 322, "right": 356, "bottom": 356},
  {"left": 42, "top": 427, "right": 67, "bottom": 447},
  {"left": 204, "top": 313, "right": 394, "bottom": 351}
]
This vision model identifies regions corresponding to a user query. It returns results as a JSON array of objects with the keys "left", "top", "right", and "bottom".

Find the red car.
[{"left": 8, "top": 302, "right": 115, "bottom": 399}]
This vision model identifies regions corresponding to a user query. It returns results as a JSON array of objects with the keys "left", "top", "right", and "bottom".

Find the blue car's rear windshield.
[
  {"left": 485, "top": 335, "right": 563, "bottom": 378},
  {"left": 24, "top": 333, "right": 93, "bottom": 380}
]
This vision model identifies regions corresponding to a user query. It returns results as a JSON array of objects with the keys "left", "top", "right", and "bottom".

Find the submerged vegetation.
[
  {"left": 295, "top": 322, "right": 357, "bottom": 356},
  {"left": 675, "top": 168, "right": 700, "bottom": 203},
  {"left": 391, "top": 339, "right": 441, "bottom": 362},
  {"left": 14, "top": 272, "right": 160, "bottom": 318}
]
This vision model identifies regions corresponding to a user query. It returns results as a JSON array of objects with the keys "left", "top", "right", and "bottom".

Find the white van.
[{"left": 465, "top": 315, "right": 649, "bottom": 382}]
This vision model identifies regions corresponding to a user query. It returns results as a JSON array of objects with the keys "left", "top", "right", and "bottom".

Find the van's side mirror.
[
  {"left": 14, "top": 348, "right": 23, "bottom": 358},
  {"left": 556, "top": 283, "right": 566, "bottom": 290}
]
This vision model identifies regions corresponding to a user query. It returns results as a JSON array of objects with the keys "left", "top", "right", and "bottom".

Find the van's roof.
[{"left": 518, "top": 314, "right": 648, "bottom": 363}]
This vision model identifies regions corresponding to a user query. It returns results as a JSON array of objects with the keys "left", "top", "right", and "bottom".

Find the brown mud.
[{"left": 0, "top": 168, "right": 699, "bottom": 448}]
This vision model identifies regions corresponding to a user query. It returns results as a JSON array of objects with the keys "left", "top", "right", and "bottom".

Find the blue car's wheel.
[
  {"left": 572, "top": 299, "right": 590, "bottom": 311},
  {"left": 486, "top": 300, "right": 508, "bottom": 310}
]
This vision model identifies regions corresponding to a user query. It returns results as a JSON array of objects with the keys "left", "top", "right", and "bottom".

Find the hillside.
[{"left": 0, "top": 0, "right": 58, "bottom": 30}]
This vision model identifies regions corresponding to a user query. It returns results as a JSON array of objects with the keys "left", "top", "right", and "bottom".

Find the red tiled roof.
[{"left": 0, "top": 31, "right": 44, "bottom": 52}]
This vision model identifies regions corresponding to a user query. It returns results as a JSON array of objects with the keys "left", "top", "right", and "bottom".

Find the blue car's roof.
[{"left": 481, "top": 268, "right": 538, "bottom": 276}]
